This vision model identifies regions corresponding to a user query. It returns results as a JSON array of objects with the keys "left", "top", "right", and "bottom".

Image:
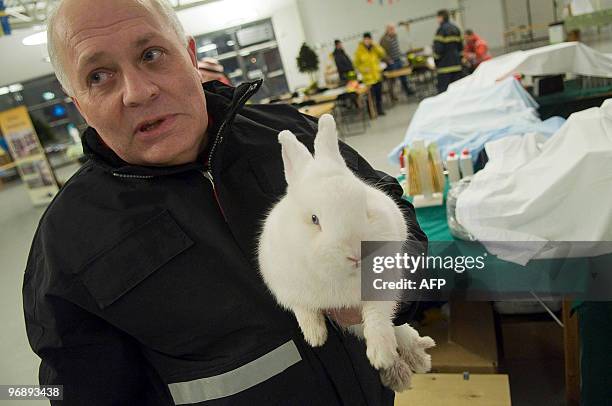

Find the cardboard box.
[
  {"left": 419, "top": 301, "right": 498, "bottom": 373},
  {"left": 395, "top": 373, "right": 512, "bottom": 406}
]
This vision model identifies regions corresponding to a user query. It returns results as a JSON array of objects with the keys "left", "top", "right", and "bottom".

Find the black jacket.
[
  {"left": 333, "top": 49, "right": 354, "bottom": 76},
  {"left": 23, "top": 80, "right": 427, "bottom": 406},
  {"left": 433, "top": 21, "right": 463, "bottom": 74}
]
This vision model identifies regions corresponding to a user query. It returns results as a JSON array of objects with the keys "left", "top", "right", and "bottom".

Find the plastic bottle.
[
  {"left": 445, "top": 150, "right": 461, "bottom": 184},
  {"left": 459, "top": 148, "right": 474, "bottom": 178},
  {"left": 411, "top": 140, "right": 433, "bottom": 197}
]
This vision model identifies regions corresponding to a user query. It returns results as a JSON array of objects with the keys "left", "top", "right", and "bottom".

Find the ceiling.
[{"left": 2, "top": 0, "right": 222, "bottom": 30}]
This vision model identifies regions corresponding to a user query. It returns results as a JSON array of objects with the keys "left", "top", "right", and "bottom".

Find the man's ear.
[
  {"left": 187, "top": 36, "right": 197, "bottom": 68},
  {"left": 71, "top": 97, "right": 87, "bottom": 122}
]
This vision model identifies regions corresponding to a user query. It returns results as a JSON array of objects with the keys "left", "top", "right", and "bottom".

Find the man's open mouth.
[{"left": 139, "top": 119, "right": 165, "bottom": 133}]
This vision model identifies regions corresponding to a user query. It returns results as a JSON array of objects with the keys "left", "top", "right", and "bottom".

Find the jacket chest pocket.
[
  {"left": 249, "top": 152, "right": 286, "bottom": 198},
  {"left": 79, "top": 210, "right": 194, "bottom": 309}
]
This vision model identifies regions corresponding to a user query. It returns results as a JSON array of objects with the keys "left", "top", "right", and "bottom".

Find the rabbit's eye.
[{"left": 311, "top": 214, "right": 319, "bottom": 225}]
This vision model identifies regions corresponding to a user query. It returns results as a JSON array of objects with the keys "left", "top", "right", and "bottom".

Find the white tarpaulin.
[
  {"left": 450, "top": 42, "right": 612, "bottom": 89},
  {"left": 389, "top": 77, "right": 565, "bottom": 164},
  {"left": 456, "top": 99, "right": 612, "bottom": 264}
]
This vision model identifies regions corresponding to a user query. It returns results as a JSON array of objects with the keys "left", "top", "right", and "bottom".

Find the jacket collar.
[{"left": 81, "top": 79, "right": 263, "bottom": 178}]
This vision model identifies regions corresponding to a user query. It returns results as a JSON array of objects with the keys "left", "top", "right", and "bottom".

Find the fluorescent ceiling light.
[
  {"left": 0, "top": 87, "right": 9, "bottom": 96},
  {"left": 43, "top": 91, "right": 56, "bottom": 101},
  {"left": 9, "top": 84, "right": 24, "bottom": 92},
  {"left": 198, "top": 43, "right": 218, "bottom": 53},
  {"left": 22, "top": 31, "right": 48, "bottom": 46}
]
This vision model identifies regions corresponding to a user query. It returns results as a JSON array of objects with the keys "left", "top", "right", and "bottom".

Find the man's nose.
[{"left": 122, "top": 68, "right": 160, "bottom": 107}]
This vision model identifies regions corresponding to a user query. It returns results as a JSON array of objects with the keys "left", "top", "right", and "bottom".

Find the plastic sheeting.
[
  {"left": 450, "top": 42, "right": 612, "bottom": 90},
  {"left": 455, "top": 99, "right": 612, "bottom": 264},
  {"left": 388, "top": 77, "right": 565, "bottom": 165}
]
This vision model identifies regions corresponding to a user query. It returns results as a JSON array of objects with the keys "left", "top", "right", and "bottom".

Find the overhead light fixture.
[
  {"left": 8, "top": 84, "right": 24, "bottom": 93},
  {"left": 197, "top": 43, "right": 218, "bottom": 53},
  {"left": 42, "top": 91, "right": 56, "bottom": 101},
  {"left": 22, "top": 31, "right": 48, "bottom": 46},
  {"left": 0, "top": 87, "right": 9, "bottom": 96}
]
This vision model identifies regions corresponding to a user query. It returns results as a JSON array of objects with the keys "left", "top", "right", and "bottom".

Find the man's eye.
[
  {"left": 143, "top": 48, "right": 163, "bottom": 62},
  {"left": 88, "top": 71, "right": 112, "bottom": 86}
]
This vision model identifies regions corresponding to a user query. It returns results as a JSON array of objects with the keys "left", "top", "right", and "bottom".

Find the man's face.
[
  {"left": 56, "top": 0, "right": 208, "bottom": 166},
  {"left": 437, "top": 16, "right": 444, "bottom": 25},
  {"left": 364, "top": 37, "right": 372, "bottom": 47}
]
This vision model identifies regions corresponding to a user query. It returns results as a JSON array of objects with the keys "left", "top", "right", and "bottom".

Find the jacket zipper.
[
  {"left": 112, "top": 172, "right": 154, "bottom": 179},
  {"left": 202, "top": 170, "right": 227, "bottom": 221},
  {"left": 205, "top": 82, "right": 259, "bottom": 169},
  {"left": 201, "top": 82, "right": 259, "bottom": 221}
]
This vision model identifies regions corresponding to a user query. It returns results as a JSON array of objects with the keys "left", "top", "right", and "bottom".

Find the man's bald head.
[{"left": 47, "top": 0, "right": 186, "bottom": 95}]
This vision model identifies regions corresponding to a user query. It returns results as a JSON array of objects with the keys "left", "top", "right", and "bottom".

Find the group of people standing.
[
  {"left": 331, "top": 9, "right": 491, "bottom": 113},
  {"left": 332, "top": 26, "right": 411, "bottom": 116}
]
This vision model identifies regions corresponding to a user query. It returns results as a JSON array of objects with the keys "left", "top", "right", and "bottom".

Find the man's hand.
[{"left": 325, "top": 307, "right": 363, "bottom": 327}]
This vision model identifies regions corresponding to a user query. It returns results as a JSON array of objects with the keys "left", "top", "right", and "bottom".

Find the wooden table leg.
[
  {"left": 563, "top": 298, "right": 580, "bottom": 406},
  {"left": 366, "top": 87, "right": 377, "bottom": 119}
]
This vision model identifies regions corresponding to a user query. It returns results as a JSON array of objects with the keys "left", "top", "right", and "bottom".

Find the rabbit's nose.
[{"left": 346, "top": 256, "right": 361, "bottom": 268}]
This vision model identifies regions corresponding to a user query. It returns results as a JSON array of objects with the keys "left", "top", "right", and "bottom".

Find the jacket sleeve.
[
  {"left": 353, "top": 49, "right": 364, "bottom": 74},
  {"left": 374, "top": 44, "right": 387, "bottom": 61},
  {"left": 23, "top": 243, "right": 170, "bottom": 405},
  {"left": 457, "top": 28, "right": 464, "bottom": 52},
  {"left": 433, "top": 27, "right": 445, "bottom": 60}
]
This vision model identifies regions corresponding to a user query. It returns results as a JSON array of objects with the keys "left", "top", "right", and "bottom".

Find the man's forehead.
[{"left": 55, "top": 0, "right": 161, "bottom": 46}]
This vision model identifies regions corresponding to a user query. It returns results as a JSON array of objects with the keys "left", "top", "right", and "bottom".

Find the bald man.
[
  {"left": 380, "top": 24, "right": 413, "bottom": 98},
  {"left": 22, "top": 1, "right": 426, "bottom": 404}
]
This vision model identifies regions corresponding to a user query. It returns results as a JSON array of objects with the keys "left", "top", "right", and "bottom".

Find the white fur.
[{"left": 258, "top": 114, "right": 434, "bottom": 392}]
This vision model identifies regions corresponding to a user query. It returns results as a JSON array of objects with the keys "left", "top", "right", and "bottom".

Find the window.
[{"left": 195, "top": 19, "right": 289, "bottom": 102}]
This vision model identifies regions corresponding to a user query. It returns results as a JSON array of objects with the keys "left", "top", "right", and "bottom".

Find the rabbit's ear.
[
  {"left": 279, "top": 130, "right": 312, "bottom": 185},
  {"left": 314, "top": 114, "right": 344, "bottom": 165}
]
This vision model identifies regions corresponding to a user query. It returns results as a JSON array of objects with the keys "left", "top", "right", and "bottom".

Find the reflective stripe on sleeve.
[
  {"left": 168, "top": 340, "right": 302, "bottom": 404},
  {"left": 437, "top": 65, "right": 463, "bottom": 74},
  {"left": 434, "top": 35, "right": 463, "bottom": 43}
]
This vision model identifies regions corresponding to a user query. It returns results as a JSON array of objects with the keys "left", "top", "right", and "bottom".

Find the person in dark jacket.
[
  {"left": 433, "top": 9, "right": 464, "bottom": 93},
  {"left": 332, "top": 39, "right": 354, "bottom": 83},
  {"left": 23, "top": 0, "right": 427, "bottom": 405}
]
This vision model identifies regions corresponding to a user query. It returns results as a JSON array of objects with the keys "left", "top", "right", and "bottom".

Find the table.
[
  {"left": 395, "top": 373, "right": 511, "bottom": 406},
  {"left": 383, "top": 66, "right": 412, "bottom": 80},
  {"left": 298, "top": 102, "right": 336, "bottom": 118},
  {"left": 293, "top": 85, "right": 377, "bottom": 119},
  {"left": 410, "top": 181, "right": 582, "bottom": 405}
]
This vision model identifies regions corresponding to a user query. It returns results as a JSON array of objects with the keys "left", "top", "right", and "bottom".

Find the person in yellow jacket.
[{"left": 354, "top": 32, "right": 387, "bottom": 116}]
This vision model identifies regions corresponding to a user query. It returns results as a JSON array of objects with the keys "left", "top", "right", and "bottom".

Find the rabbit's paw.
[
  {"left": 380, "top": 358, "right": 413, "bottom": 392},
  {"left": 398, "top": 335, "right": 435, "bottom": 374},
  {"left": 294, "top": 309, "right": 328, "bottom": 347},
  {"left": 366, "top": 342, "right": 398, "bottom": 370},
  {"left": 301, "top": 322, "right": 328, "bottom": 347}
]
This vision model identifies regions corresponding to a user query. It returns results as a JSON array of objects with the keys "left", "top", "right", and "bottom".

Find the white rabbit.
[{"left": 257, "top": 114, "right": 435, "bottom": 392}]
